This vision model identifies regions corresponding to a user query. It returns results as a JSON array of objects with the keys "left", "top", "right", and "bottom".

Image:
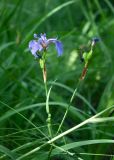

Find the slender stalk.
[
  {"left": 42, "top": 62, "right": 52, "bottom": 138},
  {"left": 56, "top": 80, "right": 81, "bottom": 135},
  {"left": 43, "top": 74, "right": 48, "bottom": 97},
  {"left": 48, "top": 145, "right": 53, "bottom": 160},
  {"left": 56, "top": 54, "right": 90, "bottom": 135},
  {"left": 41, "top": 51, "right": 54, "bottom": 159},
  {"left": 42, "top": 60, "right": 53, "bottom": 159},
  {"left": 80, "top": 63, "right": 88, "bottom": 80},
  {"left": 46, "top": 81, "right": 57, "bottom": 159}
]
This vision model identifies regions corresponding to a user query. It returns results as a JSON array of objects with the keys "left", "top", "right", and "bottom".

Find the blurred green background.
[{"left": 0, "top": 0, "right": 114, "bottom": 160}]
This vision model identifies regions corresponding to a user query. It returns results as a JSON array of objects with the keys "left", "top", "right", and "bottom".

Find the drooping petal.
[
  {"left": 55, "top": 40, "right": 63, "bottom": 56},
  {"left": 47, "top": 38, "right": 63, "bottom": 56},
  {"left": 47, "top": 38, "right": 57, "bottom": 45}
]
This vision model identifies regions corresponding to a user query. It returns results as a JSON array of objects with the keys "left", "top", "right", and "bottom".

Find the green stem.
[
  {"left": 42, "top": 61, "right": 52, "bottom": 138},
  {"left": 45, "top": 80, "right": 52, "bottom": 138},
  {"left": 56, "top": 79, "right": 81, "bottom": 135},
  {"left": 41, "top": 54, "right": 53, "bottom": 159},
  {"left": 44, "top": 79, "right": 52, "bottom": 159},
  {"left": 44, "top": 80, "right": 48, "bottom": 97},
  {"left": 48, "top": 145, "right": 53, "bottom": 160},
  {"left": 56, "top": 56, "right": 90, "bottom": 135}
]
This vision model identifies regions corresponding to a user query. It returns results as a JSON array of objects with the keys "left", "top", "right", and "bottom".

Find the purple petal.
[
  {"left": 40, "top": 33, "right": 47, "bottom": 42},
  {"left": 55, "top": 41, "right": 63, "bottom": 56},
  {"left": 47, "top": 38, "right": 57, "bottom": 44},
  {"left": 29, "top": 40, "right": 43, "bottom": 58},
  {"left": 29, "top": 40, "right": 38, "bottom": 54},
  {"left": 47, "top": 39, "right": 63, "bottom": 56}
]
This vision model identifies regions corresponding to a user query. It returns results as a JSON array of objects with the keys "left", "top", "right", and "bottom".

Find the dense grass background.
[{"left": 0, "top": 0, "right": 114, "bottom": 159}]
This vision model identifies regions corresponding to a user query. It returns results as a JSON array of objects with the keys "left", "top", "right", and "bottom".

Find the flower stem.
[
  {"left": 42, "top": 62, "right": 52, "bottom": 138},
  {"left": 47, "top": 145, "right": 53, "bottom": 160},
  {"left": 56, "top": 79, "right": 81, "bottom": 135},
  {"left": 80, "top": 63, "right": 88, "bottom": 80},
  {"left": 56, "top": 59, "right": 90, "bottom": 135},
  {"left": 41, "top": 54, "right": 52, "bottom": 159}
]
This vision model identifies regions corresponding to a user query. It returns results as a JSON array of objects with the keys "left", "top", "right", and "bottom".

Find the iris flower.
[{"left": 29, "top": 33, "right": 63, "bottom": 58}]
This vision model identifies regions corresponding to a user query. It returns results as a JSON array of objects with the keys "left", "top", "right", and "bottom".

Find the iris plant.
[
  {"left": 27, "top": 34, "right": 100, "bottom": 158},
  {"left": 28, "top": 33, "right": 63, "bottom": 139}
]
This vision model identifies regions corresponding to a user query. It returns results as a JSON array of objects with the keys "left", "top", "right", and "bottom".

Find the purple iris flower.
[{"left": 29, "top": 33, "right": 63, "bottom": 58}]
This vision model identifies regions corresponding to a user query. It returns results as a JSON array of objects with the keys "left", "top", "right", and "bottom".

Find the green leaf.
[
  {"left": 0, "top": 145, "right": 17, "bottom": 160},
  {"left": 52, "top": 139, "right": 114, "bottom": 156}
]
